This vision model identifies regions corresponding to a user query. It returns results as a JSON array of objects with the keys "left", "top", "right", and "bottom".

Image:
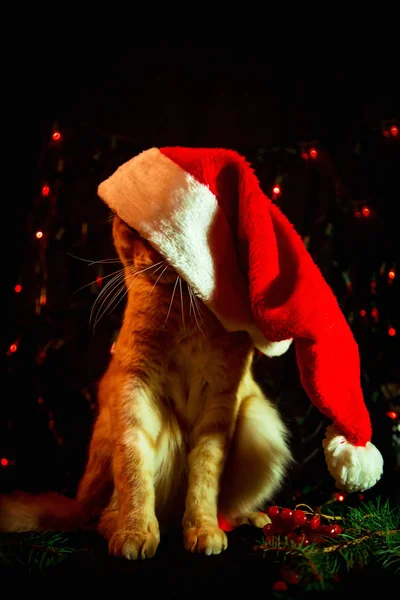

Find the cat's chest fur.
[{"left": 163, "top": 331, "right": 214, "bottom": 428}]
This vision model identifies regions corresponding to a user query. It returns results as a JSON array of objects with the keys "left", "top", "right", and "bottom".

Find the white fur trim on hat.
[
  {"left": 98, "top": 148, "right": 292, "bottom": 357},
  {"left": 322, "top": 425, "right": 384, "bottom": 493}
]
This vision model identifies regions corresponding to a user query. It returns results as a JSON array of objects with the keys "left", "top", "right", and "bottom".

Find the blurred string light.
[
  {"left": 272, "top": 184, "right": 281, "bottom": 200},
  {"left": 5, "top": 122, "right": 67, "bottom": 446},
  {"left": 382, "top": 123, "right": 398, "bottom": 138},
  {"left": 362, "top": 206, "right": 370, "bottom": 217},
  {"left": 272, "top": 184, "right": 281, "bottom": 195}
]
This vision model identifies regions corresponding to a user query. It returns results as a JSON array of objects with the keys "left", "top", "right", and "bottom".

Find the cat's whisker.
[
  {"left": 149, "top": 264, "right": 169, "bottom": 295},
  {"left": 73, "top": 266, "right": 127, "bottom": 295},
  {"left": 192, "top": 294, "right": 207, "bottom": 332},
  {"left": 163, "top": 276, "right": 180, "bottom": 328},
  {"left": 128, "top": 260, "right": 166, "bottom": 278},
  {"left": 179, "top": 277, "right": 185, "bottom": 329},
  {"left": 90, "top": 271, "right": 126, "bottom": 323},
  {"left": 67, "top": 252, "right": 131, "bottom": 266},
  {"left": 91, "top": 261, "right": 166, "bottom": 330},
  {"left": 93, "top": 279, "right": 130, "bottom": 330},
  {"left": 188, "top": 286, "right": 206, "bottom": 337},
  {"left": 88, "top": 259, "right": 126, "bottom": 266},
  {"left": 152, "top": 263, "right": 168, "bottom": 276},
  {"left": 187, "top": 282, "right": 193, "bottom": 316},
  {"left": 93, "top": 262, "right": 164, "bottom": 327},
  {"left": 90, "top": 271, "right": 127, "bottom": 328}
]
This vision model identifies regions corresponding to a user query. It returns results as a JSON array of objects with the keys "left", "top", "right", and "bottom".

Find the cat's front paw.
[
  {"left": 183, "top": 524, "right": 228, "bottom": 556},
  {"left": 109, "top": 526, "right": 160, "bottom": 560}
]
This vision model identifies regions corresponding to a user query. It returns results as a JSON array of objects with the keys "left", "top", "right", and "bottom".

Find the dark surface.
[{"left": 1, "top": 526, "right": 398, "bottom": 598}]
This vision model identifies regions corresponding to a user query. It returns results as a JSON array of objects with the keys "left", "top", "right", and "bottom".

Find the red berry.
[
  {"left": 263, "top": 523, "right": 274, "bottom": 537},
  {"left": 295, "top": 534, "right": 310, "bottom": 546},
  {"left": 292, "top": 509, "right": 307, "bottom": 527},
  {"left": 272, "top": 581, "right": 288, "bottom": 592},
  {"left": 280, "top": 508, "right": 293, "bottom": 520},
  {"left": 330, "top": 524, "right": 342, "bottom": 537},
  {"left": 307, "top": 515, "right": 321, "bottom": 530},
  {"left": 267, "top": 505, "right": 280, "bottom": 519},
  {"left": 280, "top": 508, "right": 294, "bottom": 530}
]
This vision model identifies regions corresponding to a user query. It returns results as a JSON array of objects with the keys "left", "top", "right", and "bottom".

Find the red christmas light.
[
  {"left": 371, "top": 307, "right": 379, "bottom": 320},
  {"left": 36, "top": 231, "right": 43, "bottom": 239},
  {"left": 1, "top": 458, "right": 8, "bottom": 467},
  {"left": 14, "top": 284, "right": 22, "bottom": 293},
  {"left": 383, "top": 129, "right": 390, "bottom": 138},
  {"left": 386, "top": 411, "right": 398, "bottom": 420},
  {"left": 334, "top": 492, "right": 345, "bottom": 502},
  {"left": 388, "top": 326, "right": 396, "bottom": 337},
  {"left": 354, "top": 210, "right": 362, "bottom": 218},
  {"left": 96, "top": 275, "right": 102, "bottom": 287},
  {"left": 39, "top": 292, "right": 47, "bottom": 306},
  {"left": 41, "top": 185, "right": 50, "bottom": 197},
  {"left": 272, "top": 185, "right": 281, "bottom": 196},
  {"left": 52, "top": 131, "right": 62, "bottom": 141},
  {"left": 388, "top": 269, "right": 396, "bottom": 280},
  {"left": 390, "top": 125, "right": 398, "bottom": 137},
  {"left": 362, "top": 206, "right": 370, "bottom": 217},
  {"left": 9, "top": 343, "right": 18, "bottom": 353},
  {"left": 360, "top": 309, "right": 366, "bottom": 317},
  {"left": 301, "top": 152, "right": 309, "bottom": 160},
  {"left": 309, "top": 148, "right": 318, "bottom": 159}
]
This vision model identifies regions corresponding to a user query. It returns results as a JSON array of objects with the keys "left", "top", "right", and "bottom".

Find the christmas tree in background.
[{"left": 2, "top": 118, "right": 399, "bottom": 509}]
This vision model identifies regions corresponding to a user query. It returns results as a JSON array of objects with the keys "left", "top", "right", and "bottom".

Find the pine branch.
[{"left": 0, "top": 531, "right": 79, "bottom": 571}]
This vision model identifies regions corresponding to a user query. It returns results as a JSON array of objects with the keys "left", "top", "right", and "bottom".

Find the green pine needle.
[{"left": 0, "top": 531, "right": 78, "bottom": 572}]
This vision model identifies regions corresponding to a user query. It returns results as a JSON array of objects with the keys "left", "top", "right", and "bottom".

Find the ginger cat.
[{"left": 0, "top": 214, "right": 292, "bottom": 559}]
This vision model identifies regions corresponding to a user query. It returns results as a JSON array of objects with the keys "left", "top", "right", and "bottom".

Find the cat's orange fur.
[{"left": 0, "top": 215, "right": 292, "bottom": 559}]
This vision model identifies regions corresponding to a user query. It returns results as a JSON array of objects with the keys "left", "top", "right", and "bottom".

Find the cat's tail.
[{"left": 0, "top": 491, "right": 89, "bottom": 533}]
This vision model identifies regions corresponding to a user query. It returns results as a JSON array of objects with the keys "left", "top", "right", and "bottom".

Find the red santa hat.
[{"left": 97, "top": 146, "right": 383, "bottom": 493}]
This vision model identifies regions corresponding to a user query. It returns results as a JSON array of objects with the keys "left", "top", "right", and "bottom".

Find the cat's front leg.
[
  {"left": 182, "top": 403, "right": 232, "bottom": 555},
  {"left": 108, "top": 380, "right": 161, "bottom": 560}
]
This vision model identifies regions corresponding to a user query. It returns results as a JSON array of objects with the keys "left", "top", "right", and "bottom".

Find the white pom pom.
[{"left": 322, "top": 425, "right": 384, "bottom": 493}]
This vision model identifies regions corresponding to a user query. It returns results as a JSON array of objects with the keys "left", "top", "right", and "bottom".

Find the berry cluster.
[{"left": 263, "top": 506, "right": 342, "bottom": 546}]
